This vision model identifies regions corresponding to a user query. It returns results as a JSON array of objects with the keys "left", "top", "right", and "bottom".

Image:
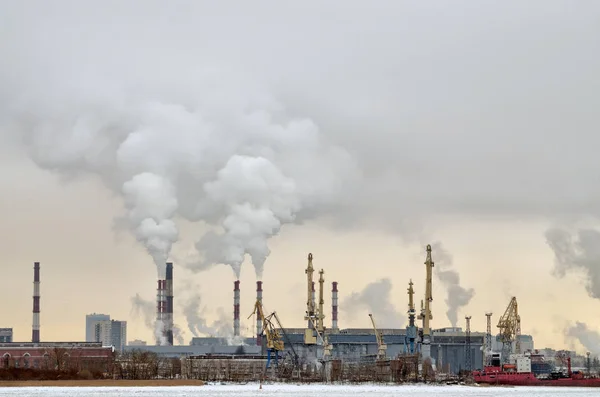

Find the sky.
[{"left": 1, "top": 0, "right": 600, "bottom": 353}]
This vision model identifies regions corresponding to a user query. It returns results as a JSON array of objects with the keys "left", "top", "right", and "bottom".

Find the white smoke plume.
[
  {"left": 565, "top": 321, "right": 600, "bottom": 355},
  {"left": 430, "top": 242, "right": 475, "bottom": 327},
  {"left": 2, "top": 74, "right": 357, "bottom": 281},
  {"left": 130, "top": 293, "right": 168, "bottom": 346},
  {"left": 341, "top": 278, "right": 404, "bottom": 328},
  {"left": 545, "top": 228, "right": 600, "bottom": 300}
]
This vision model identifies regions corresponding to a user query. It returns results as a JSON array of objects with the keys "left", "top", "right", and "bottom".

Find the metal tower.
[
  {"left": 465, "top": 316, "right": 472, "bottom": 372},
  {"left": 485, "top": 312, "right": 492, "bottom": 366}
]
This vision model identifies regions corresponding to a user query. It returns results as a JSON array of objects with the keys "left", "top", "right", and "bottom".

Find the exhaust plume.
[
  {"left": 430, "top": 241, "right": 475, "bottom": 327},
  {"left": 565, "top": 321, "right": 600, "bottom": 355},
  {"left": 545, "top": 228, "right": 600, "bottom": 299},
  {"left": 4, "top": 75, "right": 357, "bottom": 281},
  {"left": 341, "top": 278, "right": 404, "bottom": 328}
]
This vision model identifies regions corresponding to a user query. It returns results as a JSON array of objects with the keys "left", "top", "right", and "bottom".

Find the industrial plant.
[{"left": 5, "top": 245, "right": 589, "bottom": 384}]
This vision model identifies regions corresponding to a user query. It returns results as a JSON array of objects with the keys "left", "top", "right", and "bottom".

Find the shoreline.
[{"left": 0, "top": 379, "right": 205, "bottom": 387}]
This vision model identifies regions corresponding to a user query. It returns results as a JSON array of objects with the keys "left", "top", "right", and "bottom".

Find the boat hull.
[{"left": 474, "top": 373, "right": 600, "bottom": 387}]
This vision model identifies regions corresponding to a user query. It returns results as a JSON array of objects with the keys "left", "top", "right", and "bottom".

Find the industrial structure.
[
  {"left": 7, "top": 246, "right": 546, "bottom": 383},
  {"left": 32, "top": 261, "right": 40, "bottom": 343}
]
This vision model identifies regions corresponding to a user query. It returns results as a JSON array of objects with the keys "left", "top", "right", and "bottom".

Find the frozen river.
[{"left": 0, "top": 384, "right": 599, "bottom": 396}]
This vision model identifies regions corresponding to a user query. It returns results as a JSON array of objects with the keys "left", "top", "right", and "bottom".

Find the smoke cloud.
[
  {"left": 565, "top": 321, "right": 600, "bottom": 355},
  {"left": 545, "top": 228, "right": 600, "bottom": 300},
  {"left": 430, "top": 242, "right": 475, "bottom": 327},
  {"left": 341, "top": 278, "right": 404, "bottom": 328},
  {"left": 181, "top": 291, "right": 244, "bottom": 340},
  {"left": 2, "top": 72, "right": 357, "bottom": 280}
]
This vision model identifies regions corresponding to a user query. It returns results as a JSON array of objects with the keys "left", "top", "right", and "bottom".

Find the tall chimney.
[
  {"left": 156, "top": 279, "right": 167, "bottom": 344},
  {"left": 233, "top": 280, "right": 240, "bottom": 337},
  {"left": 332, "top": 281, "right": 339, "bottom": 331},
  {"left": 165, "top": 263, "right": 174, "bottom": 346},
  {"left": 256, "top": 281, "right": 263, "bottom": 345},
  {"left": 32, "top": 262, "right": 40, "bottom": 343}
]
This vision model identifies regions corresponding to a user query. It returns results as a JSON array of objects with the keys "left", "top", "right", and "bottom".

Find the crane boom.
[{"left": 369, "top": 313, "right": 387, "bottom": 360}]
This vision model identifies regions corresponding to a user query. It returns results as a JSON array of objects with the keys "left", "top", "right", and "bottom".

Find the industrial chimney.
[
  {"left": 32, "top": 262, "right": 40, "bottom": 343},
  {"left": 156, "top": 279, "right": 167, "bottom": 344},
  {"left": 331, "top": 281, "right": 339, "bottom": 331},
  {"left": 233, "top": 280, "right": 240, "bottom": 337},
  {"left": 256, "top": 281, "right": 263, "bottom": 345},
  {"left": 165, "top": 262, "right": 174, "bottom": 346}
]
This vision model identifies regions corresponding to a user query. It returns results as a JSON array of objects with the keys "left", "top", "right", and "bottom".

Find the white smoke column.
[
  {"left": 122, "top": 173, "right": 178, "bottom": 278},
  {"left": 545, "top": 228, "right": 600, "bottom": 299},
  {"left": 341, "top": 278, "right": 404, "bottom": 328},
  {"left": 194, "top": 155, "right": 300, "bottom": 279},
  {"left": 565, "top": 322, "right": 600, "bottom": 355},
  {"left": 430, "top": 241, "right": 475, "bottom": 327}
]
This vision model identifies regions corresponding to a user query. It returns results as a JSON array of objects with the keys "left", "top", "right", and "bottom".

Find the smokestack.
[
  {"left": 332, "top": 281, "right": 338, "bottom": 331},
  {"left": 233, "top": 280, "right": 240, "bottom": 337},
  {"left": 156, "top": 279, "right": 167, "bottom": 344},
  {"left": 256, "top": 281, "right": 263, "bottom": 346},
  {"left": 165, "top": 262, "right": 174, "bottom": 346},
  {"left": 32, "top": 262, "right": 40, "bottom": 343}
]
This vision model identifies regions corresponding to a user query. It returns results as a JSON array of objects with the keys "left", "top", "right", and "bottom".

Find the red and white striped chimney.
[
  {"left": 233, "top": 280, "right": 240, "bottom": 337},
  {"left": 156, "top": 279, "right": 167, "bottom": 344},
  {"left": 332, "top": 281, "right": 339, "bottom": 331},
  {"left": 256, "top": 281, "right": 263, "bottom": 345},
  {"left": 32, "top": 262, "right": 40, "bottom": 343}
]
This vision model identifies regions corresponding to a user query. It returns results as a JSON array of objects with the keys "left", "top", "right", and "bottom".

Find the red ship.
[{"left": 473, "top": 356, "right": 600, "bottom": 387}]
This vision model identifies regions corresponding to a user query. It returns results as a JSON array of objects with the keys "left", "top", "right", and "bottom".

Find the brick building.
[{"left": 0, "top": 342, "right": 114, "bottom": 372}]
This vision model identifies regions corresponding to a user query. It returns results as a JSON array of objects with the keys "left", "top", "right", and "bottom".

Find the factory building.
[
  {"left": 0, "top": 328, "right": 13, "bottom": 343},
  {"left": 0, "top": 342, "right": 113, "bottom": 371}
]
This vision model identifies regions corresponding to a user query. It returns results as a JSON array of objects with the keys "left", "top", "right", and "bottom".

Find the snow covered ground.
[{"left": 0, "top": 383, "right": 598, "bottom": 396}]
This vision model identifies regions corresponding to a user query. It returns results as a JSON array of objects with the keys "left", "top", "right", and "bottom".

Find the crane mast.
[
  {"left": 417, "top": 244, "right": 434, "bottom": 361},
  {"left": 317, "top": 269, "right": 325, "bottom": 333},
  {"left": 303, "top": 253, "right": 317, "bottom": 344},
  {"left": 405, "top": 279, "right": 418, "bottom": 354},
  {"left": 369, "top": 313, "right": 387, "bottom": 360}
]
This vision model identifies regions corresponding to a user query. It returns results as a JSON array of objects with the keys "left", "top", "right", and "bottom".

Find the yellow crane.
[
  {"left": 497, "top": 297, "right": 521, "bottom": 363},
  {"left": 369, "top": 313, "right": 387, "bottom": 360},
  {"left": 307, "top": 315, "right": 333, "bottom": 361},
  {"left": 248, "top": 299, "right": 284, "bottom": 368}
]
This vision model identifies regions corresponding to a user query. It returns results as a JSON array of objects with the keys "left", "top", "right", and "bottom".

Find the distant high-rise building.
[
  {"left": 86, "top": 313, "right": 110, "bottom": 342},
  {"left": 0, "top": 328, "right": 13, "bottom": 343},
  {"left": 94, "top": 320, "right": 127, "bottom": 352}
]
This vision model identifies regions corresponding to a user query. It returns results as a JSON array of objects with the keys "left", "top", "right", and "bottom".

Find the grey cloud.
[{"left": 1, "top": 1, "right": 600, "bottom": 280}]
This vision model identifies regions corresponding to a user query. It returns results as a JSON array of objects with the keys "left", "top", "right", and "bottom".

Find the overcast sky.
[{"left": 1, "top": 1, "right": 599, "bottom": 352}]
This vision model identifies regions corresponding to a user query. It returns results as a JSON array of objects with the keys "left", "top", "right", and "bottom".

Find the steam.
[
  {"left": 430, "top": 242, "right": 475, "bottom": 327},
  {"left": 130, "top": 293, "right": 168, "bottom": 345},
  {"left": 4, "top": 76, "right": 357, "bottom": 281},
  {"left": 565, "top": 321, "right": 600, "bottom": 355},
  {"left": 341, "top": 278, "right": 404, "bottom": 328},
  {"left": 545, "top": 228, "right": 600, "bottom": 299},
  {"left": 182, "top": 292, "right": 239, "bottom": 339},
  {"left": 122, "top": 173, "right": 178, "bottom": 278}
]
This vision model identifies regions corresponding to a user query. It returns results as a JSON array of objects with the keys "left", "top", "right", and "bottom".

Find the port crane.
[
  {"left": 248, "top": 300, "right": 286, "bottom": 369},
  {"left": 497, "top": 297, "right": 521, "bottom": 363},
  {"left": 307, "top": 315, "right": 333, "bottom": 361},
  {"left": 369, "top": 313, "right": 387, "bottom": 360}
]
